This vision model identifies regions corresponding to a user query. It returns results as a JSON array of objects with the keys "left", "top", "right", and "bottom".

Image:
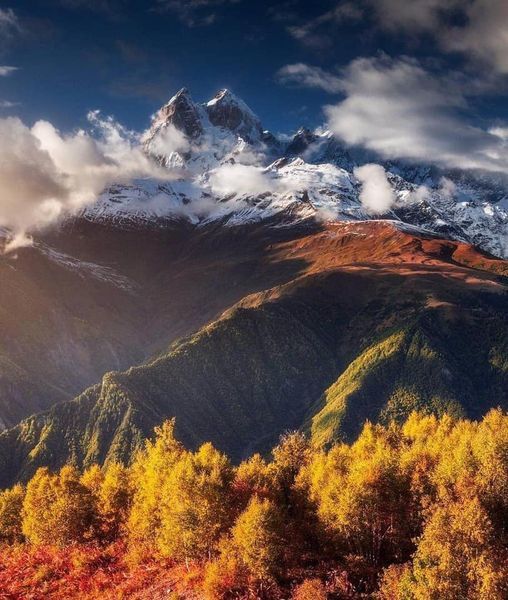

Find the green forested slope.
[
  {"left": 309, "top": 314, "right": 508, "bottom": 446},
  {"left": 0, "top": 217, "right": 315, "bottom": 429},
  {"left": 0, "top": 254, "right": 506, "bottom": 487}
]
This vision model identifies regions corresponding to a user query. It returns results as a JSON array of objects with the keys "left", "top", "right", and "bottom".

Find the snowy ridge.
[
  {"left": 40, "top": 244, "right": 135, "bottom": 290},
  {"left": 80, "top": 88, "right": 508, "bottom": 259}
]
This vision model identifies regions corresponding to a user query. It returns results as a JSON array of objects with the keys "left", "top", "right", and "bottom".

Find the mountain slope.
[
  {"left": 0, "top": 233, "right": 145, "bottom": 428},
  {"left": 82, "top": 87, "right": 508, "bottom": 260},
  {"left": 1, "top": 221, "right": 506, "bottom": 487},
  {"left": 0, "top": 217, "right": 317, "bottom": 428},
  {"left": 309, "top": 318, "right": 508, "bottom": 447},
  {"left": 0, "top": 86, "right": 507, "bottom": 458}
]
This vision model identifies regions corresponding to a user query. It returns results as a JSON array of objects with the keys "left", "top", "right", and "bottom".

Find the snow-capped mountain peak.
[
  {"left": 149, "top": 87, "right": 203, "bottom": 140},
  {"left": 205, "top": 88, "right": 264, "bottom": 143},
  {"left": 286, "top": 127, "right": 318, "bottom": 157},
  {"left": 85, "top": 88, "right": 508, "bottom": 259}
]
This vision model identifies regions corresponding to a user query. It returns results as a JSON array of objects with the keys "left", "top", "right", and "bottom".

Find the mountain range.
[
  {"left": 86, "top": 88, "right": 508, "bottom": 258},
  {"left": 0, "top": 88, "right": 506, "bottom": 487}
]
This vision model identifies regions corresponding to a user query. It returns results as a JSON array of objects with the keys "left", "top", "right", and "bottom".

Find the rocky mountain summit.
[{"left": 81, "top": 87, "right": 508, "bottom": 258}]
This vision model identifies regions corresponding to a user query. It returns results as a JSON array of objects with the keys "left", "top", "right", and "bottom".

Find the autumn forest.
[{"left": 0, "top": 410, "right": 507, "bottom": 599}]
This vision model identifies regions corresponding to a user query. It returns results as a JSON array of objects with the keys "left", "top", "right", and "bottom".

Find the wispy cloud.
[
  {"left": 0, "top": 7, "right": 19, "bottom": 31},
  {"left": 298, "top": 1, "right": 508, "bottom": 74},
  {"left": 267, "top": 1, "right": 300, "bottom": 23},
  {"left": 276, "top": 63, "right": 342, "bottom": 93},
  {"left": 356, "top": 0, "right": 508, "bottom": 73},
  {"left": 357, "top": 0, "right": 456, "bottom": 33},
  {"left": 284, "top": 2, "right": 362, "bottom": 50},
  {"left": 108, "top": 73, "right": 175, "bottom": 102},
  {"left": 155, "top": 0, "right": 242, "bottom": 27},
  {"left": 58, "top": 0, "right": 125, "bottom": 16},
  {"left": 115, "top": 40, "right": 147, "bottom": 64},
  {"left": 0, "top": 65, "right": 17, "bottom": 76},
  {"left": 0, "top": 7, "right": 21, "bottom": 50},
  {"left": 444, "top": 0, "right": 508, "bottom": 74}
]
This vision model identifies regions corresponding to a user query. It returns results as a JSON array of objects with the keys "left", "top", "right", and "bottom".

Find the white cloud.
[
  {"left": 401, "top": 176, "right": 457, "bottom": 208},
  {"left": 229, "top": 143, "right": 266, "bottom": 166},
  {"left": 405, "top": 185, "right": 432, "bottom": 206},
  {"left": 0, "top": 8, "right": 20, "bottom": 46},
  {"left": 276, "top": 63, "right": 343, "bottom": 93},
  {"left": 0, "top": 66, "right": 17, "bottom": 76},
  {"left": 0, "top": 114, "right": 177, "bottom": 251},
  {"left": 209, "top": 163, "right": 275, "bottom": 196},
  {"left": 354, "top": 164, "right": 395, "bottom": 214},
  {"left": 144, "top": 123, "right": 190, "bottom": 156},
  {"left": 437, "top": 176, "right": 457, "bottom": 199},
  {"left": 208, "top": 157, "right": 311, "bottom": 198},
  {"left": 323, "top": 56, "right": 508, "bottom": 174}
]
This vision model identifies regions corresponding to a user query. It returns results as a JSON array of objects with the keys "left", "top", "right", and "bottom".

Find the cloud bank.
[
  {"left": 278, "top": 55, "right": 508, "bottom": 175},
  {"left": 208, "top": 159, "right": 309, "bottom": 198},
  {"left": 0, "top": 113, "right": 176, "bottom": 251}
]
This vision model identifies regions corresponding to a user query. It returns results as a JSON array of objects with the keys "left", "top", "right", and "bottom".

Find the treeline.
[{"left": 1, "top": 411, "right": 508, "bottom": 598}]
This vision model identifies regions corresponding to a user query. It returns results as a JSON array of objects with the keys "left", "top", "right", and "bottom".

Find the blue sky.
[
  {"left": 0, "top": 1, "right": 343, "bottom": 132},
  {"left": 2, "top": 1, "right": 508, "bottom": 172},
  {"left": 3, "top": 0, "right": 507, "bottom": 135}
]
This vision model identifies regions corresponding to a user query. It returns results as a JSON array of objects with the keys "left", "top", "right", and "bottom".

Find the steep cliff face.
[
  {"left": 204, "top": 88, "right": 265, "bottom": 142},
  {"left": 149, "top": 87, "right": 204, "bottom": 140}
]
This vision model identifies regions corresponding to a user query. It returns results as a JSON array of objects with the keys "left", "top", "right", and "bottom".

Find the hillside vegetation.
[
  {"left": 0, "top": 221, "right": 506, "bottom": 487},
  {"left": 0, "top": 216, "right": 314, "bottom": 428},
  {"left": 0, "top": 411, "right": 507, "bottom": 598}
]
